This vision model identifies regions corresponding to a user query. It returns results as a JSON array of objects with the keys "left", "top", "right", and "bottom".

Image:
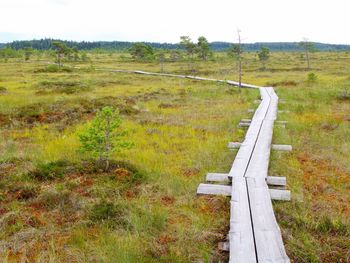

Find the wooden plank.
[
  {"left": 276, "top": 120, "right": 288, "bottom": 125},
  {"left": 271, "top": 144, "right": 292, "bottom": 151},
  {"left": 206, "top": 173, "right": 287, "bottom": 187},
  {"left": 266, "top": 176, "right": 287, "bottom": 186},
  {"left": 229, "top": 178, "right": 257, "bottom": 262},
  {"left": 228, "top": 142, "right": 292, "bottom": 152},
  {"left": 206, "top": 173, "right": 230, "bottom": 182},
  {"left": 238, "top": 122, "right": 251, "bottom": 127},
  {"left": 218, "top": 242, "right": 230, "bottom": 251},
  {"left": 269, "top": 189, "right": 291, "bottom": 201},
  {"left": 197, "top": 183, "right": 290, "bottom": 201},
  {"left": 197, "top": 184, "right": 231, "bottom": 196},
  {"left": 227, "top": 142, "right": 242, "bottom": 149},
  {"left": 241, "top": 118, "right": 252, "bottom": 123}
]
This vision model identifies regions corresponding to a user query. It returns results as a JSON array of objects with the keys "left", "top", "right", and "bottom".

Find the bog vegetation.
[{"left": 0, "top": 40, "right": 349, "bottom": 263}]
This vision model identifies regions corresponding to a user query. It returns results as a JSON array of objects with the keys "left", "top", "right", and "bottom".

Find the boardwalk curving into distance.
[{"left": 103, "top": 68, "right": 290, "bottom": 262}]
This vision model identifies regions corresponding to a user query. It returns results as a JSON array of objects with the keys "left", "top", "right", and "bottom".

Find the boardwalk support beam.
[
  {"left": 206, "top": 173, "right": 286, "bottom": 186},
  {"left": 228, "top": 142, "right": 292, "bottom": 151}
]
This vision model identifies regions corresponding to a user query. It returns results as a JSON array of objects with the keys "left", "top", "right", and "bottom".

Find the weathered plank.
[
  {"left": 266, "top": 176, "right": 287, "bottom": 186},
  {"left": 271, "top": 144, "right": 292, "bottom": 151},
  {"left": 197, "top": 184, "right": 231, "bottom": 196},
  {"left": 218, "top": 241, "right": 230, "bottom": 251},
  {"left": 276, "top": 120, "right": 288, "bottom": 125},
  {"left": 227, "top": 142, "right": 243, "bottom": 149},
  {"left": 228, "top": 142, "right": 292, "bottom": 152},
  {"left": 240, "top": 119, "right": 287, "bottom": 126},
  {"left": 238, "top": 122, "right": 251, "bottom": 127},
  {"left": 206, "top": 173, "right": 287, "bottom": 186},
  {"left": 198, "top": 182, "right": 290, "bottom": 202},
  {"left": 206, "top": 173, "right": 230, "bottom": 182},
  {"left": 229, "top": 177, "right": 257, "bottom": 262},
  {"left": 269, "top": 189, "right": 291, "bottom": 201}
]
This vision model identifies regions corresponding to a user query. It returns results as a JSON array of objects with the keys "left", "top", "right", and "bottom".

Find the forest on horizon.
[{"left": 1, "top": 38, "right": 350, "bottom": 52}]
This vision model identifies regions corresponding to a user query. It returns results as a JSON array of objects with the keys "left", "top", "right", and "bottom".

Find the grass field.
[{"left": 0, "top": 51, "right": 349, "bottom": 262}]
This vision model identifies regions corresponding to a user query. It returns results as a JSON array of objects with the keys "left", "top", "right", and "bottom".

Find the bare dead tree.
[
  {"left": 237, "top": 29, "right": 243, "bottom": 89},
  {"left": 227, "top": 30, "right": 244, "bottom": 90},
  {"left": 299, "top": 38, "right": 315, "bottom": 70}
]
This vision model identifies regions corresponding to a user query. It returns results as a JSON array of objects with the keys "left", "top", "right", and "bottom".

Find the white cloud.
[{"left": 1, "top": 0, "right": 349, "bottom": 44}]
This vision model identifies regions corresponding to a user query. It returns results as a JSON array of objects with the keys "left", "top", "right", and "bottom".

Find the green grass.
[{"left": 0, "top": 51, "right": 349, "bottom": 262}]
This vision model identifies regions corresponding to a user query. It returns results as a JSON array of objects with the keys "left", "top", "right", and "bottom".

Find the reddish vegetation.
[
  {"left": 157, "top": 234, "right": 177, "bottom": 245},
  {"left": 297, "top": 153, "right": 350, "bottom": 216},
  {"left": 161, "top": 196, "right": 175, "bottom": 206},
  {"left": 167, "top": 213, "right": 192, "bottom": 225},
  {"left": 181, "top": 167, "right": 200, "bottom": 177},
  {"left": 74, "top": 177, "right": 94, "bottom": 197},
  {"left": 0, "top": 162, "right": 16, "bottom": 176},
  {"left": 195, "top": 196, "right": 229, "bottom": 215},
  {"left": 114, "top": 167, "right": 131, "bottom": 180},
  {"left": 24, "top": 211, "right": 45, "bottom": 227},
  {"left": 124, "top": 189, "right": 135, "bottom": 199},
  {"left": 0, "top": 207, "right": 8, "bottom": 216}
]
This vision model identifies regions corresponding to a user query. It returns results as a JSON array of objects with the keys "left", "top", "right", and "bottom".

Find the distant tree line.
[
  {"left": 0, "top": 41, "right": 89, "bottom": 63},
  {"left": 2, "top": 39, "right": 350, "bottom": 52},
  {"left": 4, "top": 39, "right": 181, "bottom": 51}
]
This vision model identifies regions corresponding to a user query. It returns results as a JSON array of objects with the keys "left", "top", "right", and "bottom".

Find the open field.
[{"left": 0, "top": 52, "right": 349, "bottom": 262}]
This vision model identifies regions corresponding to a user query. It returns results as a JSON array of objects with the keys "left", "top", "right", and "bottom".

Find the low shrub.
[
  {"left": 0, "top": 86, "right": 7, "bottom": 93},
  {"left": 29, "top": 160, "right": 72, "bottom": 180},
  {"left": 0, "top": 211, "right": 23, "bottom": 236},
  {"left": 34, "top": 64, "right": 73, "bottom": 73},
  {"left": 315, "top": 216, "right": 348, "bottom": 235},
  {"left": 34, "top": 189, "right": 80, "bottom": 212},
  {"left": 266, "top": 80, "right": 298, "bottom": 87},
  {"left": 110, "top": 161, "right": 146, "bottom": 184},
  {"left": 89, "top": 200, "right": 130, "bottom": 228},
  {"left": 17, "top": 103, "right": 45, "bottom": 118},
  {"left": 307, "top": 72, "right": 318, "bottom": 82},
  {"left": 77, "top": 160, "right": 145, "bottom": 184},
  {"left": 336, "top": 87, "right": 350, "bottom": 101},
  {"left": 11, "top": 184, "right": 39, "bottom": 200},
  {"left": 35, "top": 80, "right": 91, "bottom": 94}
]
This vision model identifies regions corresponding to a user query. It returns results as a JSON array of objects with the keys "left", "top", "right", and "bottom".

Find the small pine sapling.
[{"left": 79, "top": 106, "right": 133, "bottom": 171}]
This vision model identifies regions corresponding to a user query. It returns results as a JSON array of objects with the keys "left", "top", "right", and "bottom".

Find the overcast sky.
[{"left": 1, "top": 0, "right": 349, "bottom": 44}]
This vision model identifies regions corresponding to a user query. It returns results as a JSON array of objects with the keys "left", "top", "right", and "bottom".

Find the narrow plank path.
[{"left": 97, "top": 68, "right": 290, "bottom": 263}]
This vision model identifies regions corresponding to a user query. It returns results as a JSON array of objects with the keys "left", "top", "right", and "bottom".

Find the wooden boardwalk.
[
  {"left": 198, "top": 87, "right": 290, "bottom": 262},
  {"left": 104, "top": 69, "right": 290, "bottom": 262},
  {"left": 228, "top": 87, "right": 289, "bottom": 262}
]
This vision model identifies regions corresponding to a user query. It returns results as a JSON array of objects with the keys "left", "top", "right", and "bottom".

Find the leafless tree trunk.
[
  {"left": 301, "top": 38, "right": 311, "bottom": 70},
  {"left": 160, "top": 57, "right": 164, "bottom": 73},
  {"left": 57, "top": 52, "right": 61, "bottom": 67},
  {"left": 237, "top": 29, "right": 242, "bottom": 90},
  {"left": 104, "top": 115, "right": 111, "bottom": 171},
  {"left": 305, "top": 46, "right": 310, "bottom": 70}
]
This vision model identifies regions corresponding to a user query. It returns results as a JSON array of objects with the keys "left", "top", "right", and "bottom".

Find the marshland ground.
[{"left": 0, "top": 51, "right": 349, "bottom": 262}]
